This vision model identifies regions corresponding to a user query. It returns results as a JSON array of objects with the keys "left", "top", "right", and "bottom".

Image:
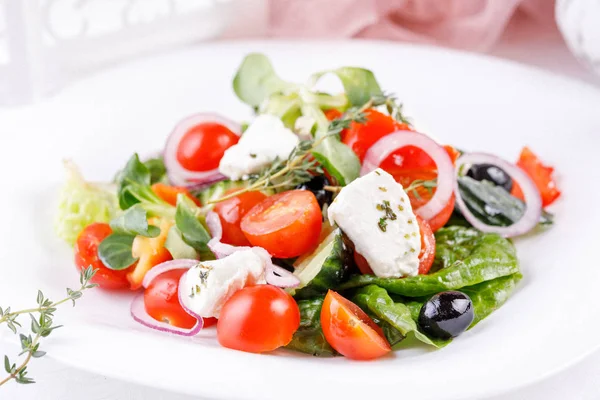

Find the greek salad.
[{"left": 55, "top": 54, "right": 560, "bottom": 360}]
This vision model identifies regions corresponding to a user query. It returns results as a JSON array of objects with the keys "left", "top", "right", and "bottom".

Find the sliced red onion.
[
  {"left": 142, "top": 259, "right": 199, "bottom": 289},
  {"left": 185, "top": 175, "right": 227, "bottom": 192},
  {"left": 177, "top": 273, "right": 208, "bottom": 325},
  {"left": 205, "top": 211, "right": 222, "bottom": 241},
  {"left": 164, "top": 113, "right": 241, "bottom": 187},
  {"left": 207, "top": 238, "right": 248, "bottom": 259},
  {"left": 454, "top": 152, "right": 542, "bottom": 237},
  {"left": 361, "top": 131, "right": 455, "bottom": 221},
  {"left": 130, "top": 293, "right": 203, "bottom": 336},
  {"left": 265, "top": 262, "right": 300, "bottom": 288}
]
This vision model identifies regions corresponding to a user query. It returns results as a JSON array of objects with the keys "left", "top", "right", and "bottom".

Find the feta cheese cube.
[{"left": 327, "top": 168, "right": 421, "bottom": 278}]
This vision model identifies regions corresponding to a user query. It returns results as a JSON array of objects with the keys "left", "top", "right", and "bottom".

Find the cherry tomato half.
[
  {"left": 217, "top": 285, "right": 300, "bottom": 353},
  {"left": 321, "top": 290, "right": 391, "bottom": 360},
  {"left": 176, "top": 122, "right": 239, "bottom": 172},
  {"left": 74, "top": 223, "right": 131, "bottom": 290},
  {"left": 144, "top": 269, "right": 197, "bottom": 329},
  {"left": 214, "top": 190, "right": 268, "bottom": 247},
  {"left": 511, "top": 146, "right": 561, "bottom": 207},
  {"left": 151, "top": 183, "right": 201, "bottom": 206},
  {"left": 241, "top": 190, "right": 322, "bottom": 258}
]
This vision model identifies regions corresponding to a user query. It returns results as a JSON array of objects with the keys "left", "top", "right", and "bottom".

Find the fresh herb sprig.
[
  {"left": 209, "top": 96, "right": 395, "bottom": 204},
  {"left": 0, "top": 266, "right": 98, "bottom": 387},
  {"left": 405, "top": 179, "right": 437, "bottom": 200}
]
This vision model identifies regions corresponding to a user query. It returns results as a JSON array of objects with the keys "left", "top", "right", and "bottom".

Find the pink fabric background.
[{"left": 268, "top": 0, "right": 556, "bottom": 51}]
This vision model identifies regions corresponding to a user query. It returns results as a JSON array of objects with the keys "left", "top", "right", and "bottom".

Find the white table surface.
[{"left": 2, "top": 19, "right": 600, "bottom": 400}]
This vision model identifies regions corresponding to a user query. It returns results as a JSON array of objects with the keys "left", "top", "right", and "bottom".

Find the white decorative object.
[
  {"left": 556, "top": 0, "right": 600, "bottom": 76},
  {"left": 0, "top": 0, "right": 240, "bottom": 106}
]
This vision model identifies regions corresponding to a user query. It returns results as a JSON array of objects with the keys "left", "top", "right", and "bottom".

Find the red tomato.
[
  {"left": 341, "top": 109, "right": 411, "bottom": 162},
  {"left": 324, "top": 109, "right": 343, "bottom": 120},
  {"left": 352, "top": 215, "right": 436, "bottom": 276},
  {"left": 240, "top": 190, "right": 322, "bottom": 258},
  {"left": 74, "top": 223, "right": 131, "bottom": 290},
  {"left": 511, "top": 147, "right": 561, "bottom": 207},
  {"left": 213, "top": 190, "right": 268, "bottom": 247},
  {"left": 144, "top": 269, "right": 197, "bottom": 329},
  {"left": 176, "top": 122, "right": 239, "bottom": 172},
  {"left": 151, "top": 183, "right": 200, "bottom": 206},
  {"left": 217, "top": 285, "right": 300, "bottom": 353},
  {"left": 416, "top": 216, "right": 435, "bottom": 275},
  {"left": 320, "top": 290, "right": 391, "bottom": 360},
  {"left": 381, "top": 146, "right": 459, "bottom": 232}
]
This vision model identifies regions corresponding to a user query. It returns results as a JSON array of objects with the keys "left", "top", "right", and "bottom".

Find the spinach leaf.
[
  {"left": 339, "top": 227, "right": 519, "bottom": 296},
  {"left": 286, "top": 298, "right": 337, "bottom": 357},
  {"left": 109, "top": 205, "right": 160, "bottom": 238},
  {"left": 97, "top": 233, "right": 137, "bottom": 270},
  {"left": 175, "top": 195, "right": 213, "bottom": 259},
  {"left": 457, "top": 176, "right": 553, "bottom": 227},
  {"left": 115, "top": 154, "right": 174, "bottom": 218},
  {"left": 353, "top": 285, "right": 449, "bottom": 348},
  {"left": 309, "top": 67, "right": 383, "bottom": 107},
  {"left": 164, "top": 225, "right": 199, "bottom": 260},
  {"left": 144, "top": 157, "right": 167, "bottom": 185},
  {"left": 405, "top": 273, "right": 523, "bottom": 328},
  {"left": 232, "top": 53, "right": 294, "bottom": 107}
]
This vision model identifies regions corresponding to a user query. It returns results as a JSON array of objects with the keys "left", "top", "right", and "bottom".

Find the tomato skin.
[
  {"left": 241, "top": 190, "right": 322, "bottom": 258},
  {"left": 74, "top": 223, "right": 131, "bottom": 290},
  {"left": 217, "top": 285, "right": 300, "bottom": 353},
  {"left": 511, "top": 147, "right": 560, "bottom": 207},
  {"left": 151, "top": 183, "right": 200, "bottom": 206},
  {"left": 321, "top": 290, "right": 391, "bottom": 360},
  {"left": 416, "top": 216, "right": 435, "bottom": 275},
  {"left": 213, "top": 191, "right": 268, "bottom": 247},
  {"left": 144, "top": 269, "right": 197, "bottom": 329},
  {"left": 176, "top": 122, "right": 239, "bottom": 172},
  {"left": 341, "top": 109, "right": 411, "bottom": 162}
]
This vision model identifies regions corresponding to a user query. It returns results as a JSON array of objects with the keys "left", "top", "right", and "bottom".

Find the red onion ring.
[
  {"left": 130, "top": 293, "right": 203, "bottom": 336},
  {"left": 164, "top": 113, "right": 241, "bottom": 187},
  {"left": 205, "top": 211, "right": 222, "bottom": 242},
  {"left": 142, "top": 259, "right": 199, "bottom": 289},
  {"left": 454, "top": 152, "right": 542, "bottom": 237},
  {"left": 361, "top": 131, "right": 455, "bottom": 221},
  {"left": 177, "top": 273, "right": 209, "bottom": 324}
]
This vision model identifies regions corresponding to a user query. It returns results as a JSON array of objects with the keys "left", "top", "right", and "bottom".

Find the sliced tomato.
[
  {"left": 416, "top": 216, "right": 435, "bottom": 275},
  {"left": 240, "top": 190, "right": 322, "bottom": 258},
  {"left": 511, "top": 147, "right": 560, "bottom": 207},
  {"left": 320, "top": 290, "right": 391, "bottom": 360},
  {"left": 380, "top": 145, "right": 459, "bottom": 232},
  {"left": 213, "top": 190, "right": 268, "bottom": 247},
  {"left": 217, "top": 285, "right": 300, "bottom": 353},
  {"left": 341, "top": 109, "right": 411, "bottom": 162},
  {"left": 151, "top": 183, "right": 200, "bottom": 206},
  {"left": 353, "top": 215, "right": 436, "bottom": 276},
  {"left": 176, "top": 122, "right": 239, "bottom": 172},
  {"left": 144, "top": 269, "right": 197, "bottom": 329},
  {"left": 74, "top": 223, "right": 132, "bottom": 290}
]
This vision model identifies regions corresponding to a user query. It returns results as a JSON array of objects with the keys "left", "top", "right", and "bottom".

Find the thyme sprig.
[
  {"left": 0, "top": 266, "right": 98, "bottom": 387},
  {"left": 405, "top": 179, "right": 437, "bottom": 200},
  {"left": 209, "top": 95, "right": 394, "bottom": 204}
]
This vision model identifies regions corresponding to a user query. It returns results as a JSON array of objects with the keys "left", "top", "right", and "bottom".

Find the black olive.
[
  {"left": 418, "top": 291, "right": 474, "bottom": 340},
  {"left": 466, "top": 163, "right": 513, "bottom": 192},
  {"left": 295, "top": 176, "right": 333, "bottom": 209}
]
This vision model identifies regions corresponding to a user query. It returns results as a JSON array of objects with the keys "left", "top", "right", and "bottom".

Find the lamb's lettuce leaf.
[
  {"left": 109, "top": 205, "right": 160, "bottom": 238},
  {"left": 340, "top": 227, "right": 519, "bottom": 296},
  {"left": 309, "top": 67, "right": 382, "bottom": 107},
  {"left": 97, "top": 233, "right": 137, "bottom": 271}
]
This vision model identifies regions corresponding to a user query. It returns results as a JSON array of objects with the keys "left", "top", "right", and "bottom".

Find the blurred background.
[{"left": 0, "top": 0, "right": 599, "bottom": 106}]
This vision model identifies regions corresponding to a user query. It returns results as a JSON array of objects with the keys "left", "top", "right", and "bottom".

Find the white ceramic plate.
[{"left": 1, "top": 41, "right": 599, "bottom": 400}]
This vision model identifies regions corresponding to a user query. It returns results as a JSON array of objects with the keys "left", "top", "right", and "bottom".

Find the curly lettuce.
[{"left": 54, "top": 161, "right": 119, "bottom": 245}]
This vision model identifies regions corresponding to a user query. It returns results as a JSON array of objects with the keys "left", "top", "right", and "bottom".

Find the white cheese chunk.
[
  {"left": 218, "top": 114, "right": 299, "bottom": 180},
  {"left": 179, "top": 249, "right": 267, "bottom": 318},
  {"left": 327, "top": 168, "right": 421, "bottom": 278}
]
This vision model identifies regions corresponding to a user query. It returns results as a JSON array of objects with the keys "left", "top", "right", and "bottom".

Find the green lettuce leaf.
[
  {"left": 339, "top": 227, "right": 519, "bottom": 296},
  {"left": 309, "top": 67, "right": 382, "bottom": 107},
  {"left": 54, "top": 161, "right": 119, "bottom": 245},
  {"left": 109, "top": 205, "right": 160, "bottom": 238},
  {"left": 97, "top": 233, "right": 137, "bottom": 270},
  {"left": 175, "top": 195, "right": 214, "bottom": 260},
  {"left": 286, "top": 298, "right": 336, "bottom": 357}
]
